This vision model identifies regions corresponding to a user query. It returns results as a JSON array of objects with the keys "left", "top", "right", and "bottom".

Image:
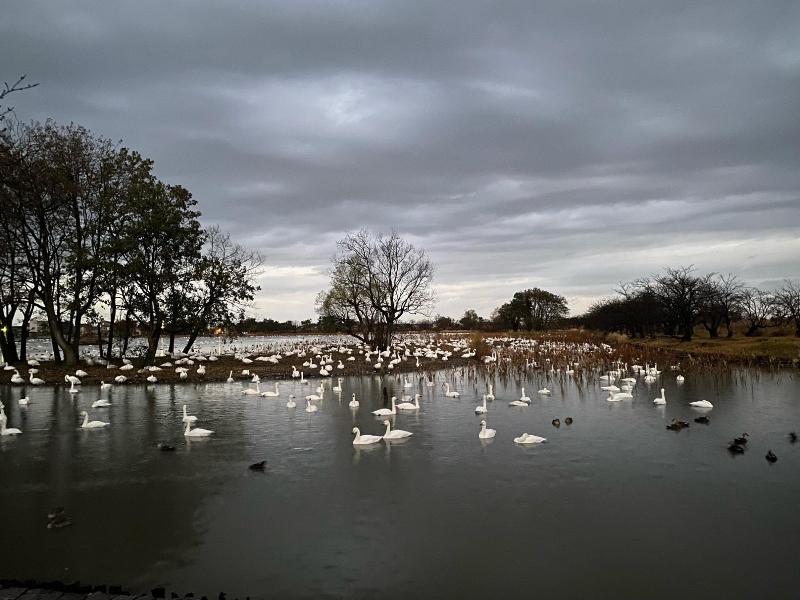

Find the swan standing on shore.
[
  {"left": 352, "top": 427, "right": 382, "bottom": 445},
  {"left": 383, "top": 420, "right": 413, "bottom": 440},
  {"left": 80, "top": 411, "right": 109, "bottom": 429},
  {"left": 29, "top": 372, "right": 44, "bottom": 385}
]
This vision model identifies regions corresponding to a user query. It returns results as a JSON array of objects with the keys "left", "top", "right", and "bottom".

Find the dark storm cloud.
[{"left": 3, "top": 0, "right": 799, "bottom": 318}]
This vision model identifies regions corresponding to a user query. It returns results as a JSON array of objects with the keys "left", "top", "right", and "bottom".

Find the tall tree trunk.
[
  {"left": 0, "top": 326, "right": 19, "bottom": 364},
  {"left": 145, "top": 316, "right": 163, "bottom": 364},
  {"left": 97, "top": 322, "right": 105, "bottom": 359},
  {"left": 106, "top": 289, "right": 117, "bottom": 359},
  {"left": 168, "top": 330, "right": 176, "bottom": 354}
]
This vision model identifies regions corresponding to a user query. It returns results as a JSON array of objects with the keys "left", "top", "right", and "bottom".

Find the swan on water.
[
  {"left": 91, "top": 399, "right": 111, "bottom": 408},
  {"left": 478, "top": 420, "right": 496, "bottom": 439},
  {"left": 226, "top": 371, "right": 234, "bottom": 383},
  {"left": 349, "top": 393, "right": 360, "bottom": 408},
  {"left": 114, "top": 375, "right": 127, "bottom": 384},
  {"left": 519, "top": 388, "right": 531, "bottom": 403},
  {"left": 80, "top": 411, "right": 109, "bottom": 429},
  {"left": 333, "top": 378, "right": 343, "bottom": 393},
  {"left": 486, "top": 384, "right": 495, "bottom": 401},
  {"left": 396, "top": 394, "right": 420, "bottom": 410},
  {"left": 514, "top": 433, "right": 547, "bottom": 444},
  {"left": 538, "top": 387, "right": 551, "bottom": 395},
  {"left": 676, "top": 375, "right": 685, "bottom": 383},
  {"left": 372, "top": 396, "right": 397, "bottom": 416},
  {"left": 352, "top": 426, "right": 382, "bottom": 445},
  {"left": 305, "top": 398, "right": 318, "bottom": 413},
  {"left": 184, "top": 422, "right": 213, "bottom": 437},
  {"left": 261, "top": 382, "right": 280, "bottom": 397},
  {"left": 242, "top": 382, "right": 261, "bottom": 396},
  {"left": 182, "top": 405, "right": 197, "bottom": 423},
  {"left": 653, "top": 388, "right": 666, "bottom": 405},
  {"left": 286, "top": 395, "right": 296, "bottom": 408},
  {"left": 383, "top": 420, "right": 413, "bottom": 440},
  {"left": 146, "top": 375, "right": 157, "bottom": 383},
  {"left": 100, "top": 381, "right": 112, "bottom": 390},
  {"left": 689, "top": 399, "right": 713, "bottom": 409},
  {"left": 475, "top": 394, "right": 488, "bottom": 414},
  {"left": 606, "top": 390, "right": 622, "bottom": 402},
  {"left": 509, "top": 399, "right": 529, "bottom": 407},
  {"left": 19, "top": 396, "right": 29, "bottom": 406},
  {"left": 443, "top": 383, "right": 460, "bottom": 398},
  {"left": 1, "top": 415, "right": 22, "bottom": 435}
]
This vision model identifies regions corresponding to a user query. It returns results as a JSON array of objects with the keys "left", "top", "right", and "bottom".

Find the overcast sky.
[{"left": 3, "top": 1, "right": 799, "bottom": 320}]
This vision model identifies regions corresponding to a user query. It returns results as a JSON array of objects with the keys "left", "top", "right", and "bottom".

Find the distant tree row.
[
  {"left": 0, "top": 119, "right": 262, "bottom": 365},
  {"left": 577, "top": 267, "right": 800, "bottom": 340}
]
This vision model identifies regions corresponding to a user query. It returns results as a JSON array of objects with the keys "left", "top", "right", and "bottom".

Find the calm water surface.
[{"left": 1, "top": 370, "right": 799, "bottom": 599}]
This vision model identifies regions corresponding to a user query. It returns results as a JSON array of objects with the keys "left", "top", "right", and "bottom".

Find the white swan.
[
  {"left": 478, "top": 420, "right": 496, "bottom": 439},
  {"left": 509, "top": 399, "right": 529, "bottom": 407},
  {"left": 261, "top": 382, "right": 280, "bottom": 397},
  {"left": 184, "top": 421, "right": 213, "bottom": 437},
  {"left": 519, "top": 388, "right": 530, "bottom": 403},
  {"left": 286, "top": 395, "right": 296, "bottom": 408},
  {"left": 396, "top": 394, "right": 420, "bottom": 410},
  {"left": 403, "top": 377, "right": 412, "bottom": 389},
  {"left": 352, "top": 426, "right": 382, "bottom": 445},
  {"left": 689, "top": 399, "right": 713, "bottom": 408},
  {"left": 538, "top": 387, "right": 551, "bottom": 395},
  {"left": 114, "top": 375, "right": 127, "bottom": 384},
  {"left": 80, "top": 411, "right": 109, "bottom": 429},
  {"left": 67, "top": 379, "right": 80, "bottom": 394},
  {"left": 75, "top": 370, "right": 89, "bottom": 378},
  {"left": 612, "top": 389, "right": 633, "bottom": 399},
  {"left": 443, "top": 383, "right": 460, "bottom": 398},
  {"left": 305, "top": 398, "right": 318, "bottom": 413},
  {"left": 372, "top": 396, "right": 397, "bottom": 416},
  {"left": 676, "top": 375, "right": 685, "bottom": 383},
  {"left": 305, "top": 388, "right": 323, "bottom": 401},
  {"left": 91, "top": 398, "right": 111, "bottom": 408},
  {"left": 383, "top": 420, "right": 413, "bottom": 440},
  {"left": 100, "top": 380, "right": 112, "bottom": 390},
  {"left": 349, "top": 393, "right": 360, "bottom": 408},
  {"left": 242, "top": 381, "right": 261, "bottom": 396},
  {"left": 653, "top": 388, "right": 666, "bottom": 405},
  {"left": 10, "top": 370, "right": 24, "bottom": 384},
  {"left": 514, "top": 433, "right": 547, "bottom": 444},
  {"left": 1, "top": 417, "right": 22, "bottom": 435},
  {"left": 65, "top": 374, "right": 82, "bottom": 386},
  {"left": 486, "top": 384, "right": 495, "bottom": 401},
  {"left": 182, "top": 405, "right": 197, "bottom": 423},
  {"left": 19, "top": 396, "right": 30, "bottom": 406},
  {"left": 146, "top": 375, "right": 157, "bottom": 383},
  {"left": 333, "top": 378, "right": 343, "bottom": 393},
  {"left": 475, "top": 394, "right": 488, "bottom": 414},
  {"left": 226, "top": 370, "right": 234, "bottom": 383},
  {"left": 29, "top": 372, "right": 44, "bottom": 385},
  {"left": 606, "top": 390, "right": 622, "bottom": 402}
]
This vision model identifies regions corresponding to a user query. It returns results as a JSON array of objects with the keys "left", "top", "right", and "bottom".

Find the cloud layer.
[{"left": 3, "top": 0, "right": 799, "bottom": 319}]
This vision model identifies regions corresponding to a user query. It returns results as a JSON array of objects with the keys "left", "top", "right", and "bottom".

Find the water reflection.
[{"left": 0, "top": 369, "right": 799, "bottom": 599}]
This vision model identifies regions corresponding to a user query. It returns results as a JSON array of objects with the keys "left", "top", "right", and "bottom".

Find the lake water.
[{"left": 1, "top": 369, "right": 799, "bottom": 599}]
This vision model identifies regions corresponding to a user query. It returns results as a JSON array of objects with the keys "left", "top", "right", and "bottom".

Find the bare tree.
[
  {"left": 700, "top": 273, "right": 744, "bottom": 338},
  {"left": 320, "top": 230, "right": 434, "bottom": 349},
  {"left": 775, "top": 280, "right": 800, "bottom": 337},
  {"left": 648, "top": 266, "right": 712, "bottom": 341},
  {"left": 740, "top": 288, "right": 777, "bottom": 337}
]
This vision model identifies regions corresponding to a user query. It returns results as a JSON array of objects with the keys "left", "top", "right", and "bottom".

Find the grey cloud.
[{"left": 2, "top": 0, "right": 799, "bottom": 319}]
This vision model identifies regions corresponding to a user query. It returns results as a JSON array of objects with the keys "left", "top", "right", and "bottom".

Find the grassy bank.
[{"left": 620, "top": 334, "right": 800, "bottom": 366}]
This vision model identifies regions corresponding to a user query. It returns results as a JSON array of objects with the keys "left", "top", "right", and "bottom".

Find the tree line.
[
  {"left": 577, "top": 266, "right": 800, "bottom": 340},
  {"left": 0, "top": 118, "right": 262, "bottom": 366}
]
